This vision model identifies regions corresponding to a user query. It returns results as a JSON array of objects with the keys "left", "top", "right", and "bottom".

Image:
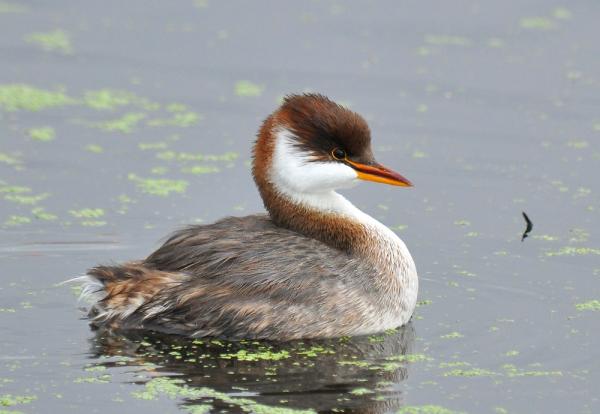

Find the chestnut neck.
[{"left": 252, "top": 115, "right": 370, "bottom": 254}]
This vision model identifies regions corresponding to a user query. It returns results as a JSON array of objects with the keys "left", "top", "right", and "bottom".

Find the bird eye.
[{"left": 331, "top": 148, "right": 346, "bottom": 160}]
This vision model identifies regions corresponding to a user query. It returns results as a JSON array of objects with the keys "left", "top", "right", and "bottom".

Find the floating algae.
[
  {"left": 25, "top": 29, "right": 72, "bottom": 54},
  {"left": 128, "top": 174, "right": 188, "bottom": 196},
  {"left": 0, "top": 84, "right": 73, "bottom": 111},
  {"left": 28, "top": 126, "right": 55, "bottom": 142},
  {"left": 234, "top": 80, "right": 264, "bottom": 97}
]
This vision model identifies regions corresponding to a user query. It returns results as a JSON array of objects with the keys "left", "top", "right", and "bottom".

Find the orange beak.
[{"left": 346, "top": 160, "right": 413, "bottom": 187}]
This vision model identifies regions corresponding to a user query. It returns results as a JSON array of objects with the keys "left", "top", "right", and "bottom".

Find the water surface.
[{"left": 1, "top": 1, "right": 599, "bottom": 413}]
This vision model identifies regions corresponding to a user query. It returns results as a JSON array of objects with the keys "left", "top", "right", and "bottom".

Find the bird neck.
[
  {"left": 253, "top": 114, "right": 390, "bottom": 256},
  {"left": 258, "top": 182, "right": 372, "bottom": 254}
]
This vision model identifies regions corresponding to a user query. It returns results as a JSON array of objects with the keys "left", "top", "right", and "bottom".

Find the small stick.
[{"left": 521, "top": 211, "right": 533, "bottom": 241}]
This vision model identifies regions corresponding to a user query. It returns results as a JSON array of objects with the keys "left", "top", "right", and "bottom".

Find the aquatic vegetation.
[
  {"left": 573, "top": 187, "right": 591, "bottom": 199},
  {"left": 132, "top": 378, "right": 315, "bottom": 413},
  {"left": 440, "top": 332, "right": 463, "bottom": 339},
  {"left": 0, "top": 182, "right": 30, "bottom": 194},
  {"left": 128, "top": 174, "right": 188, "bottom": 196},
  {"left": 397, "top": 405, "right": 464, "bottom": 414},
  {"left": 84, "top": 89, "right": 158, "bottom": 111},
  {"left": 4, "top": 215, "right": 31, "bottom": 226},
  {"left": 184, "top": 405, "right": 212, "bottom": 414},
  {"left": 443, "top": 368, "right": 497, "bottom": 377},
  {"left": 0, "top": 84, "right": 73, "bottom": 111},
  {"left": 0, "top": 1, "right": 28, "bottom": 13},
  {"left": 85, "top": 144, "right": 104, "bottom": 153},
  {"left": 294, "top": 345, "right": 335, "bottom": 357},
  {"left": 502, "top": 364, "right": 562, "bottom": 377},
  {"left": 0, "top": 152, "right": 21, "bottom": 165},
  {"left": 553, "top": 7, "right": 572, "bottom": 19},
  {"left": 568, "top": 228, "right": 589, "bottom": 243},
  {"left": 545, "top": 247, "right": 600, "bottom": 256},
  {"left": 533, "top": 234, "right": 559, "bottom": 241},
  {"left": 69, "top": 208, "right": 104, "bottom": 219},
  {"left": 567, "top": 139, "right": 588, "bottom": 149},
  {"left": 69, "top": 208, "right": 106, "bottom": 226},
  {"left": 520, "top": 17, "right": 556, "bottom": 30},
  {"left": 4, "top": 192, "right": 48, "bottom": 205},
  {"left": 386, "top": 354, "right": 431, "bottom": 363},
  {"left": 439, "top": 362, "right": 470, "bottom": 369},
  {"left": 138, "top": 141, "right": 169, "bottom": 150},
  {"left": 25, "top": 29, "right": 72, "bottom": 54},
  {"left": 73, "top": 375, "right": 111, "bottom": 384},
  {"left": 92, "top": 112, "right": 146, "bottom": 133},
  {"left": 150, "top": 166, "right": 168, "bottom": 175},
  {"left": 487, "top": 37, "right": 505, "bottom": 48},
  {"left": 219, "top": 349, "right": 290, "bottom": 362},
  {"left": 0, "top": 394, "right": 36, "bottom": 407},
  {"left": 156, "top": 150, "right": 239, "bottom": 162},
  {"left": 235, "top": 80, "right": 264, "bottom": 97},
  {"left": 28, "top": 126, "right": 55, "bottom": 141},
  {"left": 338, "top": 360, "right": 371, "bottom": 368},
  {"left": 147, "top": 111, "right": 201, "bottom": 127},
  {"left": 575, "top": 300, "right": 600, "bottom": 312},
  {"left": 181, "top": 165, "right": 219, "bottom": 175},
  {"left": 349, "top": 387, "right": 373, "bottom": 395}
]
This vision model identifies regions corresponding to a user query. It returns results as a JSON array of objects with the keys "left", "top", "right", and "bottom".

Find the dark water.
[{"left": 1, "top": 1, "right": 599, "bottom": 413}]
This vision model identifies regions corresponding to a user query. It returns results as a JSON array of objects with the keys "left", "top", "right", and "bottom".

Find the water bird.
[{"left": 79, "top": 94, "right": 418, "bottom": 340}]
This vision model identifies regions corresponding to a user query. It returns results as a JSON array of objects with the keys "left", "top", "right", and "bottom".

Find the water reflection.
[{"left": 89, "top": 324, "right": 416, "bottom": 413}]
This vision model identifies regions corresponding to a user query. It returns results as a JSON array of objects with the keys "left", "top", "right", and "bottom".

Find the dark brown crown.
[{"left": 275, "top": 93, "right": 375, "bottom": 164}]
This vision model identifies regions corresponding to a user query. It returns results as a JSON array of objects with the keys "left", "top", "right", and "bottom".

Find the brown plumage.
[{"left": 80, "top": 93, "right": 418, "bottom": 340}]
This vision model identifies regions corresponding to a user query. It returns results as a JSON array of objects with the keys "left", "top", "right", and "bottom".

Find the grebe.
[{"left": 81, "top": 94, "right": 418, "bottom": 340}]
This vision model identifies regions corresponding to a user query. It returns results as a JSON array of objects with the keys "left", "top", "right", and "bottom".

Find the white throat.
[
  {"left": 269, "top": 128, "right": 404, "bottom": 245},
  {"left": 270, "top": 128, "right": 361, "bottom": 217}
]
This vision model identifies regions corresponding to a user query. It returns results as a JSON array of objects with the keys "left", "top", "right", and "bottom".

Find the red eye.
[{"left": 332, "top": 148, "right": 346, "bottom": 160}]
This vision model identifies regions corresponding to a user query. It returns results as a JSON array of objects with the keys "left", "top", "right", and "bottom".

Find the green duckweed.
[
  {"left": 219, "top": 349, "right": 290, "bottom": 362},
  {"left": 4, "top": 215, "right": 31, "bottom": 226},
  {"left": 575, "top": 300, "right": 600, "bottom": 311},
  {"left": 28, "top": 126, "right": 55, "bottom": 141},
  {"left": 545, "top": 247, "right": 600, "bottom": 256},
  {"left": 0, "top": 1, "right": 28, "bottom": 13},
  {"left": 0, "top": 394, "right": 37, "bottom": 407},
  {"left": 147, "top": 111, "right": 201, "bottom": 127},
  {"left": 132, "top": 378, "right": 315, "bottom": 414},
  {"left": 0, "top": 153, "right": 21, "bottom": 165},
  {"left": 520, "top": 17, "right": 555, "bottom": 30},
  {"left": 92, "top": 112, "right": 146, "bottom": 133},
  {"left": 440, "top": 332, "right": 463, "bottom": 339},
  {"left": 235, "top": 80, "right": 264, "bottom": 97},
  {"left": 128, "top": 174, "right": 188, "bottom": 196},
  {"left": 182, "top": 165, "right": 220, "bottom": 175},
  {"left": 0, "top": 84, "right": 73, "bottom": 111},
  {"left": 25, "top": 29, "right": 72, "bottom": 54},
  {"left": 69, "top": 208, "right": 104, "bottom": 219},
  {"left": 84, "top": 89, "right": 158, "bottom": 111},
  {"left": 397, "top": 405, "right": 464, "bottom": 414},
  {"left": 85, "top": 144, "right": 104, "bottom": 153}
]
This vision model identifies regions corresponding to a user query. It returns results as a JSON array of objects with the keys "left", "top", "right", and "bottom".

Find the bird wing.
[{"left": 133, "top": 215, "right": 377, "bottom": 338}]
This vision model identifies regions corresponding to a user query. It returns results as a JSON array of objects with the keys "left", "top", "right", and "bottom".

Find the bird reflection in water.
[{"left": 88, "top": 324, "right": 416, "bottom": 413}]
